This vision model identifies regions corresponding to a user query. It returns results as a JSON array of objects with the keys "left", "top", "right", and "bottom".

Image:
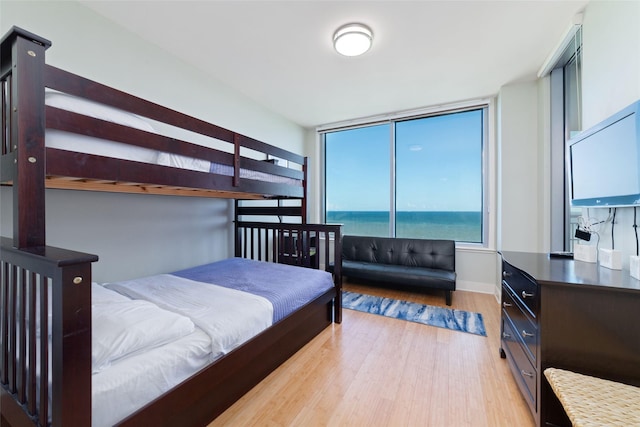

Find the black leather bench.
[{"left": 339, "top": 235, "right": 456, "bottom": 305}]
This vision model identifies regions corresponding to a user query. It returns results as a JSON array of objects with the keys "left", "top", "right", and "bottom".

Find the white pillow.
[
  {"left": 45, "top": 90, "right": 155, "bottom": 132},
  {"left": 36, "top": 283, "right": 149, "bottom": 339},
  {"left": 92, "top": 282, "right": 131, "bottom": 304},
  {"left": 92, "top": 299, "right": 195, "bottom": 373}
]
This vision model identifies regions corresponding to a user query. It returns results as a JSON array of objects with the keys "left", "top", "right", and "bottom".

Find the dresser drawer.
[
  {"left": 502, "top": 285, "right": 538, "bottom": 363},
  {"left": 502, "top": 261, "right": 538, "bottom": 317},
  {"left": 501, "top": 315, "right": 537, "bottom": 414}
]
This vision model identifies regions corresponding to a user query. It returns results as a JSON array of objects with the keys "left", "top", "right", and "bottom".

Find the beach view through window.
[{"left": 325, "top": 109, "right": 484, "bottom": 243}]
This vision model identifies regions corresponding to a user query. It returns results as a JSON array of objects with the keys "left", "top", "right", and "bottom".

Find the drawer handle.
[
  {"left": 521, "top": 330, "right": 535, "bottom": 338},
  {"left": 521, "top": 370, "right": 535, "bottom": 378},
  {"left": 502, "top": 332, "right": 511, "bottom": 339},
  {"left": 503, "top": 271, "right": 512, "bottom": 278},
  {"left": 521, "top": 291, "right": 535, "bottom": 299},
  {"left": 502, "top": 302, "right": 513, "bottom": 308}
]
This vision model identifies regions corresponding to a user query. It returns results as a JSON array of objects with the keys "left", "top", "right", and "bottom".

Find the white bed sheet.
[
  {"left": 92, "top": 327, "right": 211, "bottom": 427},
  {"left": 93, "top": 274, "right": 274, "bottom": 425},
  {"left": 156, "top": 152, "right": 301, "bottom": 185},
  {"left": 105, "top": 274, "right": 273, "bottom": 359},
  {"left": 37, "top": 285, "right": 212, "bottom": 427},
  {"left": 46, "top": 129, "right": 160, "bottom": 165}
]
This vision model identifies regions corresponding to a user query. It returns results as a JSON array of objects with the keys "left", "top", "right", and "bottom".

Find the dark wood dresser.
[{"left": 499, "top": 251, "right": 640, "bottom": 427}]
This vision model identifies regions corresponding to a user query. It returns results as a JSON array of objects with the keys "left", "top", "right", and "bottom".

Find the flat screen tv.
[{"left": 568, "top": 100, "right": 640, "bottom": 207}]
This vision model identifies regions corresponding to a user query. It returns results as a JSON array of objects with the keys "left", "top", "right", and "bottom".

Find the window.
[
  {"left": 323, "top": 106, "right": 487, "bottom": 244},
  {"left": 549, "top": 26, "right": 582, "bottom": 252},
  {"left": 325, "top": 124, "right": 391, "bottom": 236}
]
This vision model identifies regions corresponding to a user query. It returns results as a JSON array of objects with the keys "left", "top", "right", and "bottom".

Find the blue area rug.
[{"left": 342, "top": 291, "right": 487, "bottom": 336}]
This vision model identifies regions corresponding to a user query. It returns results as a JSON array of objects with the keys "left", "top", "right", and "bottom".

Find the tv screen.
[{"left": 569, "top": 101, "right": 640, "bottom": 207}]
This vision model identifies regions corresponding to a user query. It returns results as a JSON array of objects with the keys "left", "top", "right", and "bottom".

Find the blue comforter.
[{"left": 172, "top": 257, "right": 335, "bottom": 323}]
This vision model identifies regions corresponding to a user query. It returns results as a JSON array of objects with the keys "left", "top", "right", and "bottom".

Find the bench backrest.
[{"left": 342, "top": 235, "right": 455, "bottom": 271}]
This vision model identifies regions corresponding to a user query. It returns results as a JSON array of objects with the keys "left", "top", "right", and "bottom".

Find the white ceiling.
[{"left": 81, "top": 0, "right": 588, "bottom": 128}]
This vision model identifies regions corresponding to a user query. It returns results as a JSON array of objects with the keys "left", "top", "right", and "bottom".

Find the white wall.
[
  {"left": 495, "top": 0, "right": 640, "bottom": 276},
  {"left": 572, "top": 0, "right": 640, "bottom": 269},
  {"left": 0, "top": 1, "right": 305, "bottom": 282},
  {"left": 493, "top": 81, "right": 544, "bottom": 297},
  {"left": 497, "top": 82, "right": 543, "bottom": 254},
  {"left": 582, "top": 0, "right": 640, "bottom": 129}
]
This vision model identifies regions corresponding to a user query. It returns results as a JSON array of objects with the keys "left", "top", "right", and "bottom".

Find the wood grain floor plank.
[{"left": 209, "top": 281, "right": 534, "bottom": 426}]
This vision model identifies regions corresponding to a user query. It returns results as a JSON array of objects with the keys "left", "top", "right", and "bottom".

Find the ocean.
[{"left": 326, "top": 211, "right": 482, "bottom": 243}]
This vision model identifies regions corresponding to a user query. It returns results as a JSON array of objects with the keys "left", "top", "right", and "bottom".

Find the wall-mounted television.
[{"left": 568, "top": 100, "right": 640, "bottom": 207}]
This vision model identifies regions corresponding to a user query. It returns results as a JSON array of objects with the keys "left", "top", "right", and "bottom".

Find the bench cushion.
[
  {"left": 342, "top": 260, "right": 456, "bottom": 291},
  {"left": 544, "top": 368, "right": 640, "bottom": 427}
]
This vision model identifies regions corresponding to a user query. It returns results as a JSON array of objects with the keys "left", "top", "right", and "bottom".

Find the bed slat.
[
  {"left": 38, "top": 276, "right": 48, "bottom": 427},
  {"left": 0, "top": 261, "right": 6, "bottom": 386},
  {"left": 1, "top": 75, "right": 10, "bottom": 156},
  {"left": 27, "top": 272, "right": 37, "bottom": 417},
  {"left": 17, "top": 268, "right": 26, "bottom": 404}
]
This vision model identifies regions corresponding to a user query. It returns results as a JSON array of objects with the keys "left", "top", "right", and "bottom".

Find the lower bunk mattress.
[{"left": 88, "top": 257, "right": 334, "bottom": 426}]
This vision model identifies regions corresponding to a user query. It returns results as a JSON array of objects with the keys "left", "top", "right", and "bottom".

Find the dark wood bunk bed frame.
[{"left": 0, "top": 27, "right": 342, "bottom": 427}]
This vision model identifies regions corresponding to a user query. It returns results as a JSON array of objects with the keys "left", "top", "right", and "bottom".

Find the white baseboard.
[{"left": 456, "top": 279, "right": 495, "bottom": 294}]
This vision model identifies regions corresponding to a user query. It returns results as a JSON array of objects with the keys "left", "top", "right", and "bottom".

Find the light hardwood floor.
[{"left": 209, "top": 282, "right": 535, "bottom": 426}]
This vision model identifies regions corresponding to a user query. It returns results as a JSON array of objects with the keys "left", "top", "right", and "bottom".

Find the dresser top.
[{"left": 501, "top": 251, "right": 640, "bottom": 292}]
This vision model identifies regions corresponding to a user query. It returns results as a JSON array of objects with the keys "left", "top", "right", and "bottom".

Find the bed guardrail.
[
  {"left": 0, "top": 237, "right": 98, "bottom": 427},
  {"left": 41, "top": 64, "right": 307, "bottom": 197}
]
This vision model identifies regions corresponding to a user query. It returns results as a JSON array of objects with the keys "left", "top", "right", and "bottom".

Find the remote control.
[{"left": 549, "top": 251, "right": 574, "bottom": 259}]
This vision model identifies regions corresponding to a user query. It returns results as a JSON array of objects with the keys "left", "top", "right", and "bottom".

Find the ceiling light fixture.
[{"left": 333, "top": 23, "right": 373, "bottom": 57}]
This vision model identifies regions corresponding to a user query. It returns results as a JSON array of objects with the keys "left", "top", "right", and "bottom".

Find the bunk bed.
[{"left": 0, "top": 27, "right": 343, "bottom": 427}]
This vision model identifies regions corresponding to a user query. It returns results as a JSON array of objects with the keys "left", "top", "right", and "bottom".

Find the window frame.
[
  {"left": 319, "top": 100, "right": 492, "bottom": 248},
  {"left": 549, "top": 26, "right": 582, "bottom": 252}
]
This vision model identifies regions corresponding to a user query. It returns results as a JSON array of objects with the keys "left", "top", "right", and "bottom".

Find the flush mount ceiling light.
[{"left": 333, "top": 23, "right": 373, "bottom": 57}]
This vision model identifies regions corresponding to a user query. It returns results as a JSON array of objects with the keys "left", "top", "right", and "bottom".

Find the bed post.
[
  {"left": 1, "top": 27, "right": 51, "bottom": 249},
  {"left": 1, "top": 28, "right": 97, "bottom": 427},
  {"left": 233, "top": 134, "right": 241, "bottom": 187},
  {"left": 302, "top": 157, "right": 308, "bottom": 224},
  {"left": 328, "top": 224, "right": 342, "bottom": 323},
  {"left": 233, "top": 199, "right": 241, "bottom": 257}
]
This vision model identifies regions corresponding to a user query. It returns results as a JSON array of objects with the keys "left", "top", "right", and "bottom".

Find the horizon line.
[{"left": 326, "top": 210, "right": 482, "bottom": 213}]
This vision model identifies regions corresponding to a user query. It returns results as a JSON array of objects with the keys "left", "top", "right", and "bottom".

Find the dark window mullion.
[{"left": 390, "top": 122, "right": 396, "bottom": 238}]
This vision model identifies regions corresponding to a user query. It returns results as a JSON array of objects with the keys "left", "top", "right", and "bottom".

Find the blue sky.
[{"left": 325, "top": 109, "right": 483, "bottom": 212}]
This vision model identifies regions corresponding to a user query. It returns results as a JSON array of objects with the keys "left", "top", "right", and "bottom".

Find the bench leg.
[{"left": 445, "top": 290, "right": 452, "bottom": 306}]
